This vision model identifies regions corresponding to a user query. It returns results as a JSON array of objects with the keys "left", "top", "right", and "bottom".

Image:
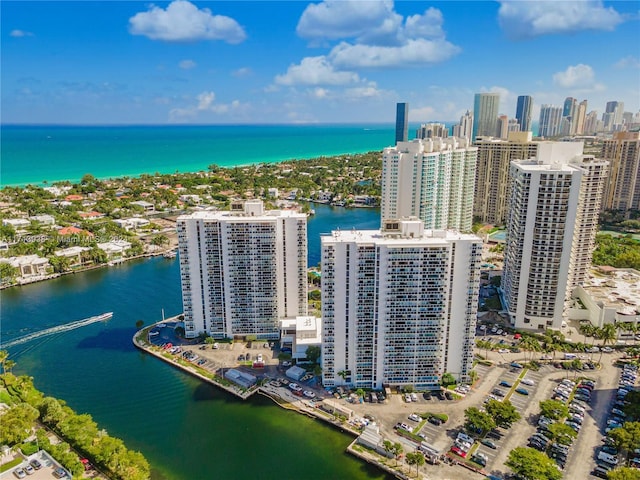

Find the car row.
[{"left": 592, "top": 363, "right": 638, "bottom": 478}]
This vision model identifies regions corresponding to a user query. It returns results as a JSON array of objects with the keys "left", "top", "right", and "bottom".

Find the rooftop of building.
[
  {"left": 178, "top": 199, "right": 306, "bottom": 221},
  {"left": 321, "top": 218, "right": 480, "bottom": 245},
  {"left": 582, "top": 266, "right": 640, "bottom": 315}
]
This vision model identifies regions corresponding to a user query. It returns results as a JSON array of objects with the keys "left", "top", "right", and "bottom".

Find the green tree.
[
  {"left": 622, "top": 392, "right": 640, "bottom": 421},
  {"left": 305, "top": 345, "right": 321, "bottom": 364},
  {"left": 520, "top": 336, "right": 542, "bottom": 363},
  {"left": 486, "top": 399, "right": 521, "bottom": 428},
  {"left": 539, "top": 399, "right": 569, "bottom": 420},
  {"left": 598, "top": 324, "right": 618, "bottom": 362},
  {"left": 506, "top": 446, "right": 562, "bottom": 480},
  {"left": 608, "top": 422, "right": 640, "bottom": 459},
  {"left": 38, "top": 397, "right": 66, "bottom": 427},
  {"left": 355, "top": 388, "right": 365, "bottom": 400},
  {"left": 48, "top": 255, "right": 71, "bottom": 273},
  {"left": 405, "top": 451, "right": 425, "bottom": 476},
  {"left": 607, "top": 467, "right": 640, "bottom": 480},
  {"left": 392, "top": 442, "right": 403, "bottom": 467},
  {"left": 0, "top": 263, "right": 19, "bottom": 284},
  {"left": 464, "top": 406, "right": 496, "bottom": 435},
  {"left": 0, "top": 403, "right": 39, "bottom": 445},
  {"left": 0, "top": 350, "right": 8, "bottom": 374},
  {"left": 151, "top": 234, "right": 169, "bottom": 248},
  {"left": 546, "top": 422, "right": 577, "bottom": 446},
  {"left": 441, "top": 372, "right": 456, "bottom": 387},
  {"left": 383, "top": 439, "right": 393, "bottom": 459}
]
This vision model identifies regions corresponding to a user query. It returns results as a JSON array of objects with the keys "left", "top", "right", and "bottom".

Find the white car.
[
  {"left": 498, "top": 349, "right": 510, "bottom": 354},
  {"left": 521, "top": 378, "right": 535, "bottom": 386},
  {"left": 303, "top": 390, "right": 316, "bottom": 398},
  {"left": 409, "top": 413, "right": 421, "bottom": 422}
]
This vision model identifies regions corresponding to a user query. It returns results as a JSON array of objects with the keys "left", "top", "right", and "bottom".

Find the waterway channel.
[{"left": 1, "top": 205, "right": 390, "bottom": 480}]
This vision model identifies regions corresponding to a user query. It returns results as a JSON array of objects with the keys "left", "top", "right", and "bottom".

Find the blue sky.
[{"left": 2, "top": 1, "right": 639, "bottom": 124}]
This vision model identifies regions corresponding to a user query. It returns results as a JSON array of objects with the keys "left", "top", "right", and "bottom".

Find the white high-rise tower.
[
  {"left": 502, "top": 143, "right": 608, "bottom": 330},
  {"left": 177, "top": 200, "right": 308, "bottom": 339},
  {"left": 381, "top": 137, "right": 477, "bottom": 232},
  {"left": 321, "top": 218, "right": 482, "bottom": 389}
]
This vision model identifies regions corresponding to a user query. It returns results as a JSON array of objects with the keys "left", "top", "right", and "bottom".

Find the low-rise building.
[
  {"left": 2, "top": 218, "right": 30, "bottom": 229},
  {"left": 279, "top": 316, "right": 322, "bottom": 360},
  {"left": 29, "top": 214, "right": 56, "bottom": 226},
  {"left": 114, "top": 217, "right": 150, "bottom": 231},
  {"left": 569, "top": 267, "right": 640, "bottom": 328},
  {"left": 130, "top": 200, "right": 155, "bottom": 212}
]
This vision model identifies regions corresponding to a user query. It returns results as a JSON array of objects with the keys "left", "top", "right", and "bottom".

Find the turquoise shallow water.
[
  {"left": 1, "top": 124, "right": 398, "bottom": 186},
  {"left": 1, "top": 205, "right": 389, "bottom": 480}
]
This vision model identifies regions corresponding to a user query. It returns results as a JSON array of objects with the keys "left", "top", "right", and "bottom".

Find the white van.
[{"left": 597, "top": 451, "right": 619, "bottom": 465}]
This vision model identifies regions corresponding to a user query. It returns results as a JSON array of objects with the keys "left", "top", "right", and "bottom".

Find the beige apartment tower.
[
  {"left": 473, "top": 131, "right": 539, "bottom": 225},
  {"left": 601, "top": 131, "right": 640, "bottom": 211}
]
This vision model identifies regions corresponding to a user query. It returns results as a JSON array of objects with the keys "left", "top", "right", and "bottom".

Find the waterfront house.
[
  {"left": 96, "top": 240, "right": 132, "bottom": 260},
  {"left": 55, "top": 246, "right": 91, "bottom": 267},
  {"left": 0, "top": 254, "right": 50, "bottom": 279}
]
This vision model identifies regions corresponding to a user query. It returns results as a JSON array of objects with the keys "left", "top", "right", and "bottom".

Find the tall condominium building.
[
  {"left": 395, "top": 102, "right": 409, "bottom": 143},
  {"left": 472, "top": 93, "right": 500, "bottom": 141},
  {"left": 177, "top": 200, "right": 308, "bottom": 339},
  {"left": 416, "top": 123, "right": 449, "bottom": 139},
  {"left": 538, "top": 105, "right": 563, "bottom": 137},
  {"left": 497, "top": 115, "right": 509, "bottom": 139},
  {"left": 563, "top": 97, "right": 577, "bottom": 119},
  {"left": 605, "top": 101, "right": 624, "bottom": 127},
  {"left": 381, "top": 137, "right": 477, "bottom": 232},
  {"left": 321, "top": 218, "right": 482, "bottom": 389},
  {"left": 502, "top": 143, "right": 608, "bottom": 330},
  {"left": 473, "top": 132, "right": 539, "bottom": 225},
  {"left": 584, "top": 110, "right": 600, "bottom": 135},
  {"left": 452, "top": 110, "right": 473, "bottom": 139},
  {"left": 515, "top": 95, "right": 533, "bottom": 132},
  {"left": 602, "top": 131, "right": 640, "bottom": 211},
  {"left": 574, "top": 100, "right": 588, "bottom": 135}
]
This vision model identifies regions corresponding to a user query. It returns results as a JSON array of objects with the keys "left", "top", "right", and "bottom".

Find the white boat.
[
  {"left": 163, "top": 251, "right": 177, "bottom": 259},
  {"left": 96, "top": 312, "right": 113, "bottom": 321},
  {"left": 149, "top": 331, "right": 159, "bottom": 336}
]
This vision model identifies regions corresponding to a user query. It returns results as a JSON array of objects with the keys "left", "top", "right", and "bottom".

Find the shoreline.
[{"left": 132, "top": 320, "right": 410, "bottom": 480}]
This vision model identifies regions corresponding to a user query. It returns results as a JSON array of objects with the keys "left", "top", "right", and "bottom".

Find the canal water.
[{"left": 1, "top": 205, "right": 389, "bottom": 480}]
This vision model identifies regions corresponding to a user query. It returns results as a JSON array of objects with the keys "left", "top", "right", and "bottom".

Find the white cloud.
[
  {"left": 169, "top": 90, "right": 248, "bottom": 121},
  {"left": 232, "top": 67, "right": 252, "bottom": 78},
  {"left": 129, "top": 0, "right": 246, "bottom": 43},
  {"left": 297, "top": 0, "right": 400, "bottom": 44},
  {"left": 615, "top": 56, "right": 640, "bottom": 69},
  {"left": 553, "top": 64, "right": 599, "bottom": 88},
  {"left": 179, "top": 59, "right": 197, "bottom": 70},
  {"left": 329, "top": 38, "right": 460, "bottom": 68},
  {"left": 275, "top": 56, "right": 361, "bottom": 86},
  {"left": 498, "top": 1, "right": 624, "bottom": 39},
  {"left": 10, "top": 29, "right": 34, "bottom": 37}
]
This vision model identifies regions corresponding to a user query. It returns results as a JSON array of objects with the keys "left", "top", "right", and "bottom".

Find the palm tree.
[
  {"left": 520, "top": 336, "right": 541, "bottom": 363},
  {"left": 0, "top": 350, "right": 8, "bottom": 374},
  {"left": 597, "top": 324, "right": 618, "bottom": 363}
]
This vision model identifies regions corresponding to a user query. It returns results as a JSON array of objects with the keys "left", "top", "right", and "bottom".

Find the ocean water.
[
  {"left": 1, "top": 124, "right": 400, "bottom": 186},
  {"left": 1, "top": 205, "right": 388, "bottom": 480}
]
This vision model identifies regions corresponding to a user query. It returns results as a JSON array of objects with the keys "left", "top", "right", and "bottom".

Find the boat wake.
[{"left": 1, "top": 312, "right": 113, "bottom": 349}]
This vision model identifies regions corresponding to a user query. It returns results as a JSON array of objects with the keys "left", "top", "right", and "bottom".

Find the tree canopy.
[
  {"left": 486, "top": 399, "right": 521, "bottom": 428},
  {"left": 506, "top": 446, "right": 563, "bottom": 480}
]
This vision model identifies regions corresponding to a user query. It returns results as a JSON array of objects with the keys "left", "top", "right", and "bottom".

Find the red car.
[{"left": 450, "top": 446, "right": 467, "bottom": 458}]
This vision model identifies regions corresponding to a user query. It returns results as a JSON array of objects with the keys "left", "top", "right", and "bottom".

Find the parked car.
[
  {"left": 29, "top": 460, "right": 42, "bottom": 470},
  {"left": 480, "top": 438, "right": 497, "bottom": 449},
  {"left": 521, "top": 378, "right": 535, "bottom": 386},
  {"left": 515, "top": 388, "right": 529, "bottom": 395},
  {"left": 13, "top": 468, "right": 26, "bottom": 479},
  {"left": 428, "top": 416, "right": 443, "bottom": 426},
  {"left": 52, "top": 468, "right": 67, "bottom": 479},
  {"left": 499, "top": 380, "right": 512, "bottom": 388}
]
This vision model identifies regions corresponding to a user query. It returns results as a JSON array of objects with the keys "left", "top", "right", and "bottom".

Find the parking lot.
[{"left": 0, "top": 451, "right": 73, "bottom": 480}]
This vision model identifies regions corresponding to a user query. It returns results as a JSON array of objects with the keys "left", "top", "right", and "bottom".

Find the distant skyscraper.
[
  {"left": 382, "top": 137, "right": 477, "bottom": 232},
  {"left": 574, "top": 100, "right": 587, "bottom": 135},
  {"left": 177, "top": 200, "right": 308, "bottom": 339},
  {"left": 452, "top": 110, "right": 473, "bottom": 139},
  {"left": 473, "top": 132, "right": 539, "bottom": 224},
  {"left": 563, "top": 97, "right": 577, "bottom": 119},
  {"left": 515, "top": 95, "right": 533, "bottom": 132},
  {"left": 497, "top": 115, "right": 509, "bottom": 139},
  {"left": 583, "top": 110, "right": 600, "bottom": 135},
  {"left": 502, "top": 143, "right": 608, "bottom": 330},
  {"left": 416, "top": 123, "right": 449, "bottom": 139},
  {"left": 538, "top": 105, "right": 563, "bottom": 137},
  {"left": 602, "top": 131, "right": 640, "bottom": 211},
  {"left": 605, "top": 101, "right": 625, "bottom": 129},
  {"left": 321, "top": 218, "right": 482, "bottom": 389},
  {"left": 395, "top": 102, "right": 409, "bottom": 143},
  {"left": 472, "top": 93, "right": 500, "bottom": 141}
]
